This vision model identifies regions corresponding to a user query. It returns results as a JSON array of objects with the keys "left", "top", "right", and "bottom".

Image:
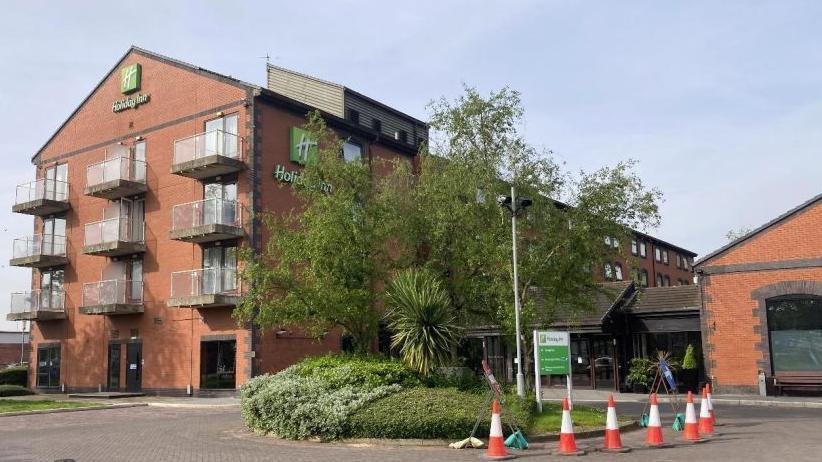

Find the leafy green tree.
[
  {"left": 235, "top": 112, "right": 409, "bottom": 353},
  {"left": 384, "top": 268, "right": 461, "bottom": 375}
]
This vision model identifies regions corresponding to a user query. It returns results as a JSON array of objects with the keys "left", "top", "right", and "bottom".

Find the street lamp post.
[{"left": 498, "top": 186, "right": 532, "bottom": 398}]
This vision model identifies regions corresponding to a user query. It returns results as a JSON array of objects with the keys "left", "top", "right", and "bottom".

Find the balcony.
[
  {"left": 83, "top": 216, "right": 145, "bottom": 257},
  {"left": 170, "top": 198, "right": 244, "bottom": 243},
  {"left": 80, "top": 279, "right": 143, "bottom": 315},
  {"left": 84, "top": 156, "right": 147, "bottom": 199},
  {"left": 12, "top": 179, "right": 70, "bottom": 216},
  {"left": 167, "top": 267, "right": 241, "bottom": 308},
  {"left": 10, "top": 235, "right": 68, "bottom": 268},
  {"left": 171, "top": 130, "right": 244, "bottom": 179},
  {"left": 7, "top": 290, "right": 66, "bottom": 321}
]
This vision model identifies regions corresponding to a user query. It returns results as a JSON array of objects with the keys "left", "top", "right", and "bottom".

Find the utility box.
[{"left": 758, "top": 371, "right": 768, "bottom": 396}]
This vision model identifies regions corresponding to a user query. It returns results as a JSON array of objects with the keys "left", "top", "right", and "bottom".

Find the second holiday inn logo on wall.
[{"left": 113, "top": 63, "right": 150, "bottom": 113}]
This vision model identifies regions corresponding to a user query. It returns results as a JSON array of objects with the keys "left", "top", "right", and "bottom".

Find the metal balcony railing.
[
  {"left": 170, "top": 267, "right": 239, "bottom": 298},
  {"left": 12, "top": 234, "right": 67, "bottom": 259},
  {"left": 173, "top": 130, "right": 241, "bottom": 165},
  {"left": 10, "top": 289, "right": 65, "bottom": 314},
  {"left": 82, "top": 279, "right": 143, "bottom": 306},
  {"left": 171, "top": 198, "right": 242, "bottom": 231},
  {"left": 15, "top": 178, "right": 69, "bottom": 205},
  {"left": 86, "top": 156, "right": 146, "bottom": 188},
  {"left": 84, "top": 217, "right": 144, "bottom": 247}
]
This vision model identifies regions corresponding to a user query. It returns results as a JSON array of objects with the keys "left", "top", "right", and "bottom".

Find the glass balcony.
[
  {"left": 12, "top": 179, "right": 70, "bottom": 215},
  {"left": 169, "top": 198, "right": 244, "bottom": 243},
  {"left": 82, "top": 216, "right": 145, "bottom": 257},
  {"left": 80, "top": 279, "right": 144, "bottom": 315},
  {"left": 10, "top": 234, "right": 68, "bottom": 268},
  {"left": 167, "top": 267, "right": 241, "bottom": 308},
  {"left": 171, "top": 130, "right": 244, "bottom": 179},
  {"left": 85, "top": 156, "right": 147, "bottom": 199},
  {"left": 7, "top": 289, "right": 66, "bottom": 321}
]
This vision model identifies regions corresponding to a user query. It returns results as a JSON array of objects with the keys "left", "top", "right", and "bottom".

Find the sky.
[{"left": 1, "top": 1, "right": 821, "bottom": 330}]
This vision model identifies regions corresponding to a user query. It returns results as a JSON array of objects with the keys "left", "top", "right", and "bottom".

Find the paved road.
[{"left": 1, "top": 403, "right": 821, "bottom": 461}]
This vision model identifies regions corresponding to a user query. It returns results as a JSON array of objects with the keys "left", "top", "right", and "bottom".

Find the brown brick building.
[
  {"left": 601, "top": 232, "right": 696, "bottom": 288},
  {"left": 695, "top": 193, "right": 822, "bottom": 395},
  {"left": 7, "top": 47, "right": 424, "bottom": 395}
]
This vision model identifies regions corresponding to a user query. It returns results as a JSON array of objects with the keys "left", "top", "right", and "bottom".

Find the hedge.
[
  {"left": 347, "top": 387, "right": 533, "bottom": 440},
  {"left": 292, "top": 354, "right": 421, "bottom": 389},
  {"left": 0, "top": 367, "right": 27, "bottom": 387},
  {"left": 0, "top": 385, "right": 34, "bottom": 397}
]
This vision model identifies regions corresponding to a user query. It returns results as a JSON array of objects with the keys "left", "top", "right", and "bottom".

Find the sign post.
[{"left": 533, "top": 330, "right": 572, "bottom": 412}]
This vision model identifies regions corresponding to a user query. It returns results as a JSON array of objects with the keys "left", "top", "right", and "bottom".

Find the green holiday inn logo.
[
  {"left": 289, "top": 127, "right": 318, "bottom": 165},
  {"left": 120, "top": 63, "right": 141, "bottom": 94}
]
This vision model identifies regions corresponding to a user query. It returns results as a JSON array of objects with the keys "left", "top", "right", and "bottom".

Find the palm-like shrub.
[{"left": 385, "top": 268, "right": 461, "bottom": 376}]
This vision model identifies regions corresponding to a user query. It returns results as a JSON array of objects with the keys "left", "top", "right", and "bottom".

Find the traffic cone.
[
  {"left": 601, "top": 394, "right": 630, "bottom": 453},
  {"left": 557, "top": 397, "right": 586, "bottom": 456},
  {"left": 483, "top": 400, "right": 516, "bottom": 460},
  {"left": 698, "top": 387, "right": 715, "bottom": 436},
  {"left": 645, "top": 393, "right": 671, "bottom": 448},
  {"left": 706, "top": 383, "right": 718, "bottom": 426},
  {"left": 683, "top": 391, "right": 704, "bottom": 443}
]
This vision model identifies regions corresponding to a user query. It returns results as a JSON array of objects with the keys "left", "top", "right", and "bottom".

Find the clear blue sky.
[{"left": 2, "top": 1, "right": 821, "bottom": 329}]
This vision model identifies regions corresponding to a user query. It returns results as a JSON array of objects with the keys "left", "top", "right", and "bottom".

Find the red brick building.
[
  {"left": 0, "top": 331, "right": 29, "bottom": 367},
  {"left": 695, "top": 193, "right": 822, "bottom": 395},
  {"left": 7, "top": 47, "right": 424, "bottom": 395}
]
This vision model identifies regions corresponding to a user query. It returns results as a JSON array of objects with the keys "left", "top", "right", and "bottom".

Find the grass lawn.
[
  {"left": 0, "top": 399, "right": 102, "bottom": 414},
  {"left": 528, "top": 402, "right": 622, "bottom": 433}
]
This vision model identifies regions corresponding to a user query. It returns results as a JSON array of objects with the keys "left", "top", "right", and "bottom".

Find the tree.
[
  {"left": 384, "top": 268, "right": 461, "bottom": 375},
  {"left": 388, "top": 86, "right": 662, "bottom": 334},
  {"left": 725, "top": 226, "right": 752, "bottom": 242},
  {"left": 235, "top": 111, "right": 409, "bottom": 353}
]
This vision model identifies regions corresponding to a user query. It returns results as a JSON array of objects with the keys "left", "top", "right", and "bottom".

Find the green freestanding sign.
[{"left": 536, "top": 331, "right": 570, "bottom": 375}]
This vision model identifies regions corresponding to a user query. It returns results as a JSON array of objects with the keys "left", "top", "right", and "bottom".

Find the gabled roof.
[
  {"left": 32, "top": 46, "right": 259, "bottom": 164},
  {"left": 695, "top": 192, "right": 822, "bottom": 268},
  {"left": 625, "top": 284, "right": 700, "bottom": 313},
  {"left": 549, "top": 281, "right": 635, "bottom": 328}
]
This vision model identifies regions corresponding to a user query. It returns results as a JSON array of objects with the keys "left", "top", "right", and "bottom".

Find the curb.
[
  {"left": 0, "top": 402, "right": 147, "bottom": 418},
  {"left": 527, "top": 420, "right": 639, "bottom": 442},
  {"left": 541, "top": 398, "right": 822, "bottom": 409},
  {"left": 146, "top": 402, "right": 239, "bottom": 409}
]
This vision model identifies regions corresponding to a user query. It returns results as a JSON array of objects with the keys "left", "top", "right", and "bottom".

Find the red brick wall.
[
  {"left": 0, "top": 343, "right": 28, "bottom": 368},
  {"left": 698, "top": 200, "right": 822, "bottom": 393}
]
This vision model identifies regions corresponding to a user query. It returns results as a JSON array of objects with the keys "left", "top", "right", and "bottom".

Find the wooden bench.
[{"left": 773, "top": 372, "right": 822, "bottom": 395}]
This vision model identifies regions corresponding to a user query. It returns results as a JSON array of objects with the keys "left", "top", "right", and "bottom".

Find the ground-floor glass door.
[
  {"left": 570, "top": 337, "right": 592, "bottom": 388},
  {"left": 591, "top": 337, "right": 616, "bottom": 389},
  {"left": 200, "top": 340, "right": 236, "bottom": 389},
  {"left": 36, "top": 344, "right": 60, "bottom": 388},
  {"left": 108, "top": 343, "right": 121, "bottom": 391},
  {"left": 126, "top": 343, "right": 142, "bottom": 392}
]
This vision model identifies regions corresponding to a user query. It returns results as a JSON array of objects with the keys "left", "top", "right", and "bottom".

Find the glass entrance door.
[
  {"left": 108, "top": 344, "right": 121, "bottom": 391},
  {"left": 36, "top": 344, "right": 60, "bottom": 388},
  {"left": 592, "top": 337, "right": 616, "bottom": 390},
  {"left": 570, "top": 337, "right": 592, "bottom": 388}
]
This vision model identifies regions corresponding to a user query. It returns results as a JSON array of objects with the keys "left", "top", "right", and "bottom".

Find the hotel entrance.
[{"left": 546, "top": 334, "right": 620, "bottom": 391}]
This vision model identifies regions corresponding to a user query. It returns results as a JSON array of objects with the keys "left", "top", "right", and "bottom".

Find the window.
[
  {"left": 656, "top": 273, "right": 663, "bottom": 287},
  {"left": 204, "top": 113, "right": 239, "bottom": 158},
  {"left": 604, "top": 263, "right": 613, "bottom": 280},
  {"left": 204, "top": 180, "right": 238, "bottom": 226},
  {"left": 36, "top": 343, "right": 61, "bottom": 388},
  {"left": 631, "top": 240, "right": 638, "bottom": 256},
  {"left": 40, "top": 269, "right": 64, "bottom": 310},
  {"left": 664, "top": 275, "right": 671, "bottom": 287},
  {"left": 348, "top": 109, "right": 360, "bottom": 125},
  {"left": 44, "top": 163, "right": 68, "bottom": 201},
  {"left": 203, "top": 245, "right": 238, "bottom": 294},
  {"left": 640, "top": 270, "right": 649, "bottom": 287},
  {"left": 604, "top": 236, "right": 612, "bottom": 247},
  {"left": 200, "top": 339, "right": 236, "bottom": 389},
  {"left": 662, "top": 250, "right": 669, "bottom": 265},
  {"left": 42, "top": 217, "right": 67, "bottom": 256},
  {"left": 767, "top": 296, "right": 822, "bottom": 373},
  {"left": 614, "top": 263, "right": 623, "bottom": 281},
  {"left": 655, "top": 247, "right": 662, "bottom": 262},
  {"left": 372, "top": 118, "right": 382, "bottom": 132},
  {"left": 640, "top": 241, "right": 647, "bottom": 258},
  {"left": 612, "top": 238, "right": 619, "bottom": 249},
  {"left": 342, "top": 141, "right": 362, "bottom": 162},
  {"left": 395, "top": 130, "right": 408, "bottom": 143},
  {"left": 683, "top": 258, "right": 691, "bottom": 271}
]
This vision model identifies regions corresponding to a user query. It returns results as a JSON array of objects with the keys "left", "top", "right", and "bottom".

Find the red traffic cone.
[
  {"left": 601, "top": 394, "right": 630, "bottom": 453},
  {"left": 557, "top": 397, "right": 586, "bottom": 456},
  {"left": 706, "top": 383, "right": 717, "bottom": 425},
  {"left": 645, "top": 393, "right": 671, "bottom": 448},
  {"left": 683, "top": 391, "right": 704, "bottom": 443},
  {"left": 698, "top": 387, "right": 715, "bottom": 436},
  {"left": 483, "top": 400, "right": 516, "bottom": 460}
]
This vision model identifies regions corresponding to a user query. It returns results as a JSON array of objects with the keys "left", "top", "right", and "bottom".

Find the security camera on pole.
[{"left": 498, "top": 187, "right": 532, "bottom": 398}]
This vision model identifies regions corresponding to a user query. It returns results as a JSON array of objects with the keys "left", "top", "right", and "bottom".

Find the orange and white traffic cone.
[
  {"left": 601, "top": 394, "right": 630, "bottom": 453},
  {"left": 706, "top": 383, "right": 718, "bottom": 426},
  {"left": 483, "top": 399, "right": 515, "bottom": 460},
  {"left": 683, "top": 391, "right": 704, "bottom": 443},
  {"left": 558, "top": 397, "right": 586, "bottom": 456},
  {"left": 698, "top": 387, "right": 715, "bottom": 437},
  {"left": 645, "top": 393, "right": 671, "bottom": 448}
]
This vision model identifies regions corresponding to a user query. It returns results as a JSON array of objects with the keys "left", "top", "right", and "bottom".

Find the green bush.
[
  {"left": 0, "top": 385, "right": 34, "bottom": 397},
  {"left": 292, "top": 354, "right": 421, "bottom": 389},
  {"left": 423, "top": 369, "right": 486, "bottom": 393},
  {"left": 682, "top": 344, "right": 698, "bottom": 370},
  {"left": 348, "top": 388, "right": 532, "bottom": 440},
  {"left": 627, "top": 357, "right": 655, "bottom": 388},
  {"left": 0, "top": 366, "right": 27, "bottom": 387}
]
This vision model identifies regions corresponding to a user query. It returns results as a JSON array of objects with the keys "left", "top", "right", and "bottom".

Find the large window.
[
  {"left": 200, "top": 339, "right": 236, "bottom": 389},
  {"left": 767, "top": 296, "right": 822, "bottom": 373},
  {"left": 342, "top": 141, "right": 362, "bottom": 162}
]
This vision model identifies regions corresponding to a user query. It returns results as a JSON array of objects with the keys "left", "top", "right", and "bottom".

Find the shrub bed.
[
  {"left": 0, "top": 385, "right": 34, "bottom": 397},
  {"left": 348, "top": 387, "right": 533, "bottom": 440},
  {"left": 0, "top": 367, "right": 28, "bottom": 387}
]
